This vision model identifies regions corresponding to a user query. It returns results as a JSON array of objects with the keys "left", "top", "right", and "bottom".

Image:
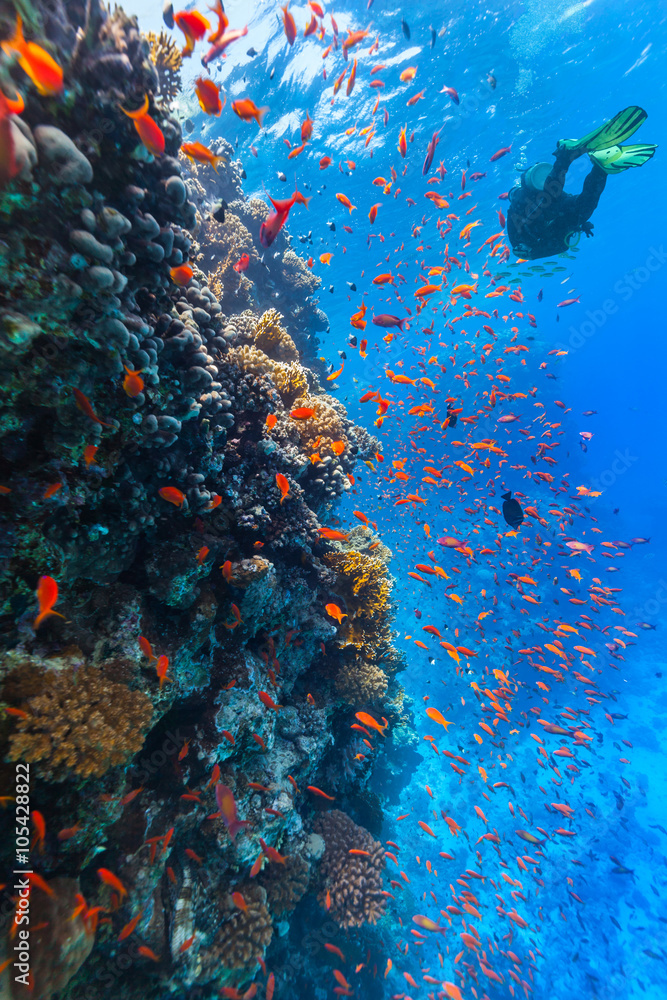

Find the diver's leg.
[
  {"left": 542, "top": 149, "right": 579, "bottom": 201},
  {"left": 575, "top": 161, "right": 607, "bottom": 219}
]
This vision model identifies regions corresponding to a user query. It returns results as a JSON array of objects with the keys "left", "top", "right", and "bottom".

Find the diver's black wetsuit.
[{"left": 507, "top": 149, "right": 607, "bottom": 259}]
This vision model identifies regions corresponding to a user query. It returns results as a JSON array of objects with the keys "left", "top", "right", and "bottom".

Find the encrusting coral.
[
  {"left": 6, "top": 663, "right": 153, "bottom": 781},
  {"left": 314, "top": 810, "right": 386, "bottom": 928}
]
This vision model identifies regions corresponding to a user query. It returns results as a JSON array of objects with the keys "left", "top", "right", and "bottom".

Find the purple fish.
[
  {"left": 629, "top": 537, "right": 650, "bottom": 544},
  {"left": 422, "top": 127, "right": 442, "bottom": 176},
  {"left": 372, "top": 314, "right": 409, "bottom": 332}
]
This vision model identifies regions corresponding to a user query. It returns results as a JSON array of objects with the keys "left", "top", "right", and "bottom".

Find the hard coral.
[
  {"left": 6, "top": 664, "right": 152, "bottom": 781},
  {"left": 323, "top": 550, "right": 392, "bottom": 620},
  {"left": 205, "top": 883, "right": 273, "bottom": 973},
  {"left": 261, "top": 853, "right": 310, "bottom": 917},
  {"left": 253, "top": 309, "right": 299, "bottom": 363},
  {"left": 146, "top": 29, "right": 183, "bottom": 104},
  {"left": 314, "top": 810, "right": 386, "bottom": 928},
  {"left": 335, "top": 659, "right": 388, "bottom": 705}
]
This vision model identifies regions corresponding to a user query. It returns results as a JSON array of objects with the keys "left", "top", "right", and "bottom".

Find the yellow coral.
[
  {"left": 146, "top": 30, "right": 182, "bottom": 103},
  {"left": 271, "top": 361, "right": 309, "bottom": 405},
  {"left": 323, "top": 550, "right": 392, "bottom": 620},
  {"left": 287, "top": 393, "right": 349, "bottom": 456},
  {"left": 253, "top": 309, "right": 299, "bottom": 362},
  {"left": 6, "top": 665, "right": 153, "bottom": 781}
]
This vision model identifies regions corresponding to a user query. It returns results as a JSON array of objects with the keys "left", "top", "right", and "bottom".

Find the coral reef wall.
[{"left": 0, "top": 3, "right": 414, "bottom": 998}]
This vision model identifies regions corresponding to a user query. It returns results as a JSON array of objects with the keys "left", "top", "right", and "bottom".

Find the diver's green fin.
[
  {"left": 589, "top": 143, "right": 657, "bottom": 174},
  {"left": 557, "top": 107, "right": 648, "bottom": 154}
]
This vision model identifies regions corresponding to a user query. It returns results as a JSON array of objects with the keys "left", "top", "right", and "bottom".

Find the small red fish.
[
  {"left": 233, "top": 253, "right": 250, "bottom": 273},
  {"left": 1, "top": 16, "right": 63, "bottom": 97},
  {"left": 34, "top": 575, "right": 65, "bottom": 630},
  {"left": 276, "top": 473, "right": 290, "bottom": 504},
  {"left": 215, "top": 784, "right": 250, "bottom": 841},
  {"left": 123, "top": 366, "right": 144, "bottom": 397},
  {"left": 120, "top": 94, "right": 165, "bottom": 156},
  {"left": 170, "top": 264, "right": 193, "bottom": 286},
  {"left": 159, "top": 486, "right": 186, "bottom": 507}
]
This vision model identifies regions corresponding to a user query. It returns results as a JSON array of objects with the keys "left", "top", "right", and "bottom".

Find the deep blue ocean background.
[{"left": 134, "top": 0, "right": 667, "bottom": 994}]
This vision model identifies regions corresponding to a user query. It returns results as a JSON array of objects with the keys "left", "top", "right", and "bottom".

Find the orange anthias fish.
[
  {"left": 276, "top": 473, "right": 290, "bottom": 504},
  {"left": 97, "top": 868, "right": 127, "bottom": 899},
  {"left": 215, "top": 784, "right": 250, "bottom": 841},
  {"left": 169, "top": 264, "right": 193, "bottom": 286},
  {"left": 159, "top": 486, "right": 186, "bottom": 507},
  {"left": 259, "top": 187, "right": 310, "bottom": 248},
  {"left": 232, "top": 99, "right": 269, "bottom": 128},
  {"left": 1, "top": 16, "right": 63, "bottom": 96},
  {"left": 181, "top": 141, "right": 226, "bottom": 172},
  {"left": 72, "top": 388, "right": 113, "bottom": 428},
  {"left": 301, "top": 111, "right": 314, "bottom": 143},
  {"left": 194, "top": 76, "right": 224, "bottom": 116},
  {"left": 120, "top": 95, "right": 165, "bottom": 156},
  {"left": 155, "top": 655, "right": 171, "bottom": 690},
  {"left": 336, "top": 192, "right": 356, "bottom": 213},
  {"left": 426, "top": 707, "right": 454, "bottom": 731},
  {"left": 281, "top": 2, "right": 297, "bottom": 45},
  {"left": 325, "top": 603, "right": 347, "bottom": 624},
  {"left": 174, "top": 9, "right": 210, "bottom": 56},
  {"left": 122, "top": 366, "right": 144, "bottom": 398},
  {"left": 355, "top": 711, "right": 388, "bottom": 736},
  {"left": 34, "top": 576, "right": 65, "bottom": 630}
]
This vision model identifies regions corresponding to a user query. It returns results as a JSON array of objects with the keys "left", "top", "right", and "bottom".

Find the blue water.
[{"left": 141, "top": 0, "right": 667, "bottom": 994}]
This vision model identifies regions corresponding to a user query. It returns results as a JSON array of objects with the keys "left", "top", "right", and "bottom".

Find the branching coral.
[
  {"left": 207, "top": 212, "right": 257, "bottom": 307},
  {"left": 253, "top": 309, "right": 299, "bottom": 362},
  {"left": 335, "top": 660, "right": 388, "bottom": 704},
  {"left": 287, "top": 392, "right": 349, "bottom": 457},
  {"left": 280, "top": 250, "right": 321, "bottom": 297},
  {"left": 6, "top": 665, "right": 152, "bottom": 781},
  {"left": 323, "top": 550, "right": 392, "bottom": 621},
  {"left": 271, "top": 361, "right": 309, "bottom": 405},
  {"left": 146, "top": 29, "right": 182, "bottom": 103},
  {"left": 314, "top": 810, "right": 386, "bottom": 928},
  {"left": 205, "top": 883, "right": 273, "bottom": 972},
  {"left": 261, "top": 853, "right": 310, "bottom": 917}
]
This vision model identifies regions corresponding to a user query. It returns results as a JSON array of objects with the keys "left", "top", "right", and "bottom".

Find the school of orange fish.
[{"left": 2, "top": 3, "right": 657, "bottom": 998}]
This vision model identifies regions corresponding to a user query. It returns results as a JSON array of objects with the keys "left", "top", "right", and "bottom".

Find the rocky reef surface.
[{"left": 0, "top": 3, "right": 416, "bottom": 998}]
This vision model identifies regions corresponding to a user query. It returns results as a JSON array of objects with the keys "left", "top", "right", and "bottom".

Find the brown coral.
[
  {"left": 205, "top": 883, "right": 273, "bottom": 972},
  {"left": 261, "top": 853, "right": 310, "bottom": 917},
  {"left": 206, "top": 212, "right": 257, "bottom": 308},
  {"left": 6, "top": 665, "right": 152, "bottom": 781},
  {"left": 314, "top": 810, "right": 386, "bottom": 928},
  {"left": 253, "top": 309, "right": 299, "bottom": 362},
  {"left": 335, "top": 660, "right": 388, "bottom": 705},
  {"left": 146, "top": 29, "right": 182, "bottom": 103}
]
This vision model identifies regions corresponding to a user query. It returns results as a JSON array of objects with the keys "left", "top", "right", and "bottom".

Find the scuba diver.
[{"left": 507, "top": 106, "right": 656, "bottom": 260}]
